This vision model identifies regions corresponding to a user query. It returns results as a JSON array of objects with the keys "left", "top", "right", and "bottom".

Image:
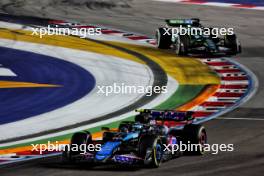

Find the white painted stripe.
[
  {"left": 210, "top": 65, "right": 238, "bottom": 70},
  {"left": 252, "top": 6, "right": 264, "bottom": 10},
  {"left": 221, "top": 80, "right": 249, "bottom": 85},
  {"left": 190, "top": 106, "right": 219, "bottom": 112},
  {"left": 217, "top": 89, "right": 246, "bottom": 93},
  {"left": 0, "top": 39, "right": 178, "bottom": 146},
  {"left": 0, "top": 68, "right": 17, "bottom": 76},
  {"left": 202, "top": 106, "right": 227, "bottom": 109},
  {"left": 0, "top": 38, "right": 160, "bottom": 141},
  {"left": 203, "top": 2, "right": 237, "bottom": 7},
  {"left": 199, "top": 58, "right": 225, "bottom": 62},
  {"left": 0, "top": 76, "right": 178, "bottom": 147},
  {"left": 0, "top": 153, "right": 17, "bottom": 158},
  {"left": 206, "top": 96, "right": 238, "bottom": 103}
]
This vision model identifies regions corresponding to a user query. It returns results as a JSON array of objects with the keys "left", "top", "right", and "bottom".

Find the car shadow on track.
[
  {"left": 39, "top": 156, "right": 143, "bottom": 172},
  {"left": 39, "top": 154, "right": 196, "bottom": 172},
  {"left": 41, "top": 162, "right": 143, "bottom": 172}
]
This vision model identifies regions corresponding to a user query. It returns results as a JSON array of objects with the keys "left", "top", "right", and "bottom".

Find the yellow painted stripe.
[
  {"left": 0, "top": 29, "right": 220, "bottom": 85},
  {"left": 0, "top": 81, "right": 60, "bottom": 88},
  {"left": 106, "top": 42, "right": 221, "bottom": 85},
  {"left": 0, "top": 29, "right": 144, "bottom": 64}
]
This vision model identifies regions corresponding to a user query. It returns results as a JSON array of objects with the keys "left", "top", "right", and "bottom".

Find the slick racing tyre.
[
  {"left": 62, "top": 131, "right": 92, "bottom": 163},
  {"left": 183, "top": 124, "right": 207, "bottom": 155},
  {"left": 224, "top": 34, "right": 242, "bottom": 55},
  {"left": 139, "top": 135, "right": 163, "bottom": 168},
  {"left": 175, "top": 35, "right": 190, "bottom": 56},
  {"left": 156, "top": 27, "right": 172, "bottom": 49}
]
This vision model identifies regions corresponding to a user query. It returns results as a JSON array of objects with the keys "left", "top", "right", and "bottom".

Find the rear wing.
[
  {"left": 165, "top": 18, "right": 200, "bottom": 27},
  {"left": 135, "top": 109, "right": 194, "bottom": 121}
]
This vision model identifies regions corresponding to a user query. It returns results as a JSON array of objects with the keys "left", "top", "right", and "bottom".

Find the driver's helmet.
[
  {"left": 158, "top": 125, "right": 169, "bottom": 135},
  {"left": 120, "top": 126, "right": 129, "bottom": 133}
]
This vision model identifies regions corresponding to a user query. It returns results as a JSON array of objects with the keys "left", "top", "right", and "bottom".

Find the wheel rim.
[
  {"left": 175, "top": 37, "right": 181, "bottom": 54},
  {"left": 175, "top": 42, "right": 180, "bottom": 54},
  {"left": 156, "top": 30, "right": 160, "bottom": 47},
  {"left": 152, "top": 138, "right": 162, "bottom": 167},
  {"left": 156, "top": 143, "right": 162, "bottom": 161},
  {"left": 198, "top": 131, "right": 207, "bottom": 154},
  {"left": 199, "top": 131, "right": 207, "bottom": 145}
]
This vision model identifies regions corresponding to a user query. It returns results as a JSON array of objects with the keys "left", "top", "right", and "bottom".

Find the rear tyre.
[
  {"left": 224, "top": 34, "right": 241, "bottom": 55},
  {"left": 62, "top": 131, "right": 92, "bottom": 162},
  {"left": 183, "top": 124, "right": 207, "bottom": 155},
  {"left": 139, "top": 135, "right": 163, "bottom": 168},
  {"left": 156, "top": 28, "right": 172, "bottom": 49}
]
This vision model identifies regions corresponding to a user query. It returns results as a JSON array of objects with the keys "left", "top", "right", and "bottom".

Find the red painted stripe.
[
  {"left": 126, "top": 36, "right": 150, "bottom": 40},
  {"left": 215, "top": 69, "right": 241, "bottom": 73},
  {"left": 193, "top": 111, "right": 214, "bottom": 117},
  {"left": 233, "top": 4, "right": 256, "bottom": 8},
  {"left": 74, "top": 25, "right": 96, "bottom": 28},
  {"left": 48, "top": 20, "right": 65, "bottom": 24},
  {"left": 183, "top": 0, "right": 206, "bottom": 4},
  {"left": 221, "top": 76, "right": 248, "bottom": 81},
  {"left": 200, "top": 101, "right": 234, "bottom": 106},
  {"left": 220, "top": 85, "right": 248, "bottom": 89},
  {"left": 16, "top": 151, "right": 40, "bottom": 155},
  {"left": 214, "top": 92, "right": 244, "bottom": 97},
  {"left": 206, "top": 62, "right": 232, "bottom": 66}
]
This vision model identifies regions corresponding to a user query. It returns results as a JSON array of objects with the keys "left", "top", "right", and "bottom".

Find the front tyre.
[
  {"left": 139, "top": 135, "right": 163, "bottom": 168},
  {"left": 175, "top": 35, "right": 190, "bottom": 56},
  {"left": 156, "top": 28, "right": 172, "bottom": 49}
]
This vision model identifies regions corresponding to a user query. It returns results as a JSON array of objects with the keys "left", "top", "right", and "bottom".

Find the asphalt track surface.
[{"left": 0, "top": 0, "right": 264, "bottom": 175}]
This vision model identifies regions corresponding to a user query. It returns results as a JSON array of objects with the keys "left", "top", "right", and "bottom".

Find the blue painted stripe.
[{"left": 0, "top": 47, "right": 95, "bottom": 124}]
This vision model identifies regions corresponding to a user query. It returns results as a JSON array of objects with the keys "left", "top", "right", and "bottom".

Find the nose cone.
[{"left": 95, "top": 141, "right": 121, "bottom": 161}]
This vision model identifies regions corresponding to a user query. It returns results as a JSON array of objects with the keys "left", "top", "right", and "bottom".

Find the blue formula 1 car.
[{"left": 62, "top": 109, "right": 207, "bottom": 168}]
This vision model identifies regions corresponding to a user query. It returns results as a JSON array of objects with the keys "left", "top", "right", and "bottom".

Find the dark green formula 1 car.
[{"left": 156, "top": 18, "right": 241, "bottom": 56}]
